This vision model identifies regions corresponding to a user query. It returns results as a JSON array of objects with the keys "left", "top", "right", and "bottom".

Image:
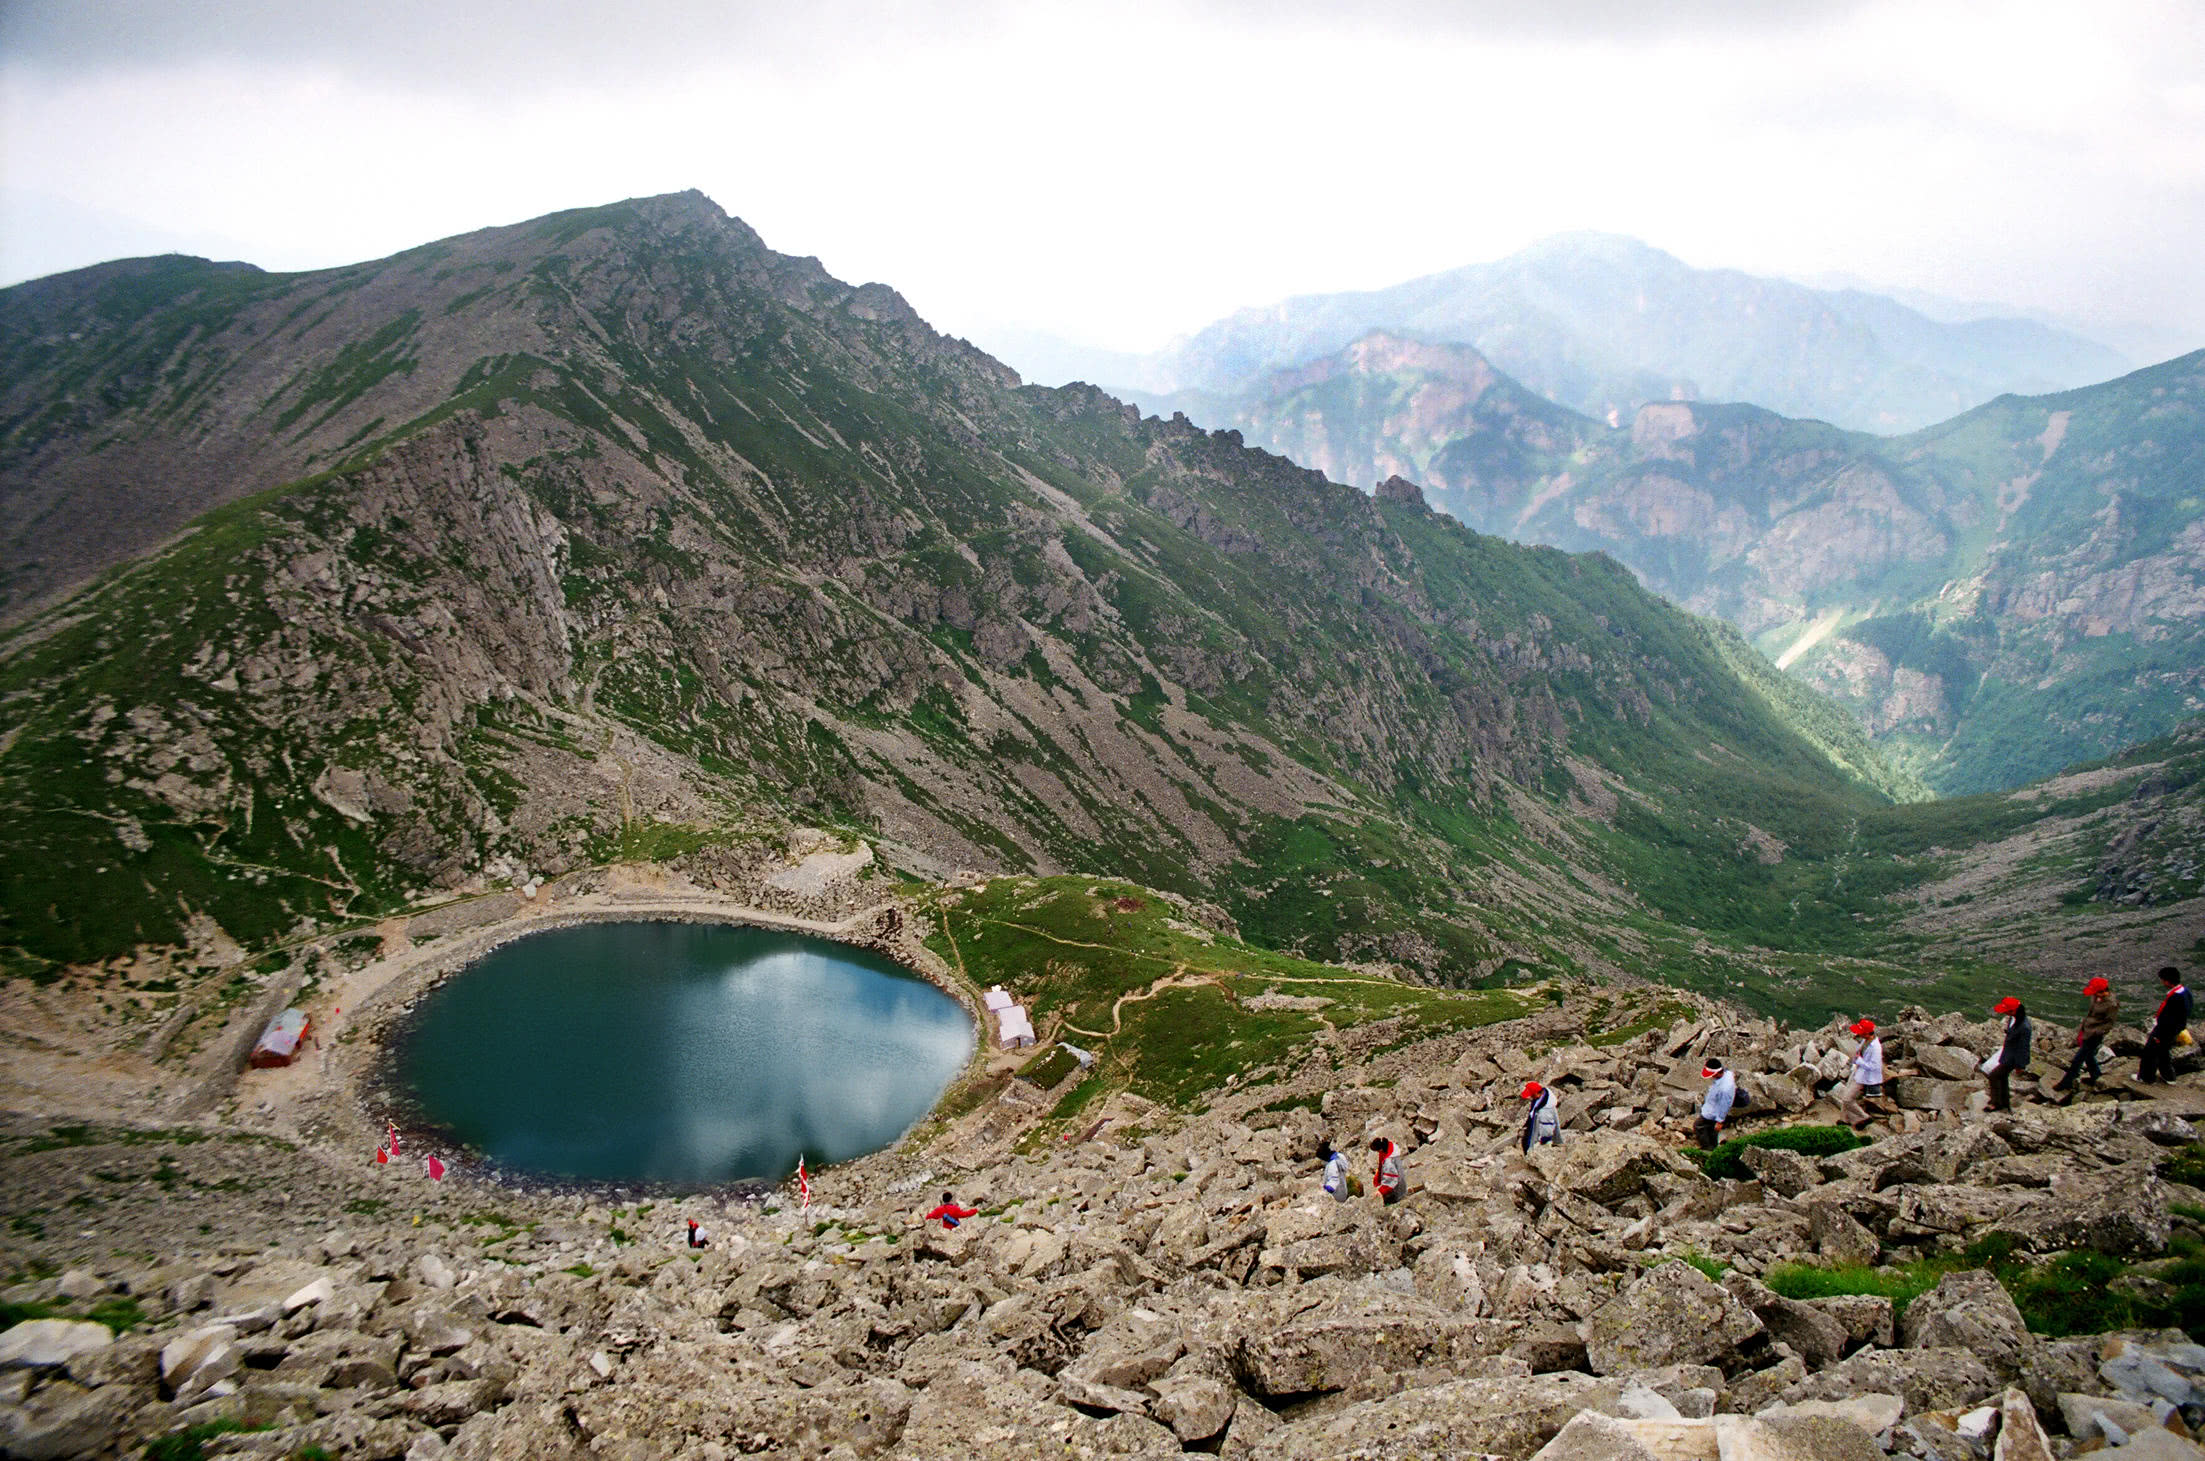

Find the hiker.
[
  {"left": 1318, "top": 1139, "right": 1353, "bottom": 1202},
  {"left": 1836, "top": 1019, "right": 1884, "bottom": 1128},
  {"left": 1520, "top": 1081, "right": 1561, "bottom": 1153},
  {"left": 1694, "top": 1059, "right": 1737, "bottom": 1150},
  {"left": 925, "top": 1192, "right": 978, "bottom": 1229},
  {"left": 1369, "top": 1136, "right": 1404, "bottom": 1205},
  {"left": 2054, "top": 977, "right": 2121, "bottom": 1093},
  {"left": 1984, "top": 997, "right": 2033, "bottom": 1110},
  {"left": 685, "top": 1218, "right": 708, "bottom": 1249},
  {"left": 2140, "top": 966, "right": 2193, "bottom": 1085}
]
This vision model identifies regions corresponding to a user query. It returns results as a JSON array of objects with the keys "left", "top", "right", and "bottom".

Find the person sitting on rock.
[
  {"left": 925, "top": 1192, "right": 978, "bottom": 1229},
  {"left": 1837, "top": 1019, "right": 1884, "bottom": 1129},
  {"left": 2140, "top": 967, "right": 2192, "bottom": 1086},
  {"left": 1694, "top": 1059, "right": 1736, "bottom": 1150},
  {"left": 1369, "top": 1136, "right": 1404, "bottom": 1205},
  {"left": 1317, "top": 1139, "right": 1352, "bottom": 1202},
  {"left": 1985, "top": 997, "right": 2033, "bottom": 1110},
  {"left": 685, "top": 1218, "right": 708, "bottom": 1249},
  {"left": 2054, "top": 977, "right": 2120, "bottom": 1094},
  {"left": 1519, "top": 1081, "right": 1560, "bottom": 1153}
]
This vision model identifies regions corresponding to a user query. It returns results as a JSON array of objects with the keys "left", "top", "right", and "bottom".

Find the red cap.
[
  {"left": 1850, "top": 1019, "right": 1876, "bottom": 1037},
  {"left": 1700, "top": 1066, "right": 1720, "bottom": 1079},
  {"left": 1994, "top": 996, "right": 2023, "bottom": 1015},
  {"left": 1520, "top": 1081, "right": 1544, "bottom": 1100},
  {"left": 2085, "top": 978, "right": 2111, "bottom": 996}
]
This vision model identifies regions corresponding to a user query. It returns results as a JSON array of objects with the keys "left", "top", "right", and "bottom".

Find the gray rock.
[
  {"left": 1774, "top": 1345, "right": 1998, "bottom": 1414},
  {"left": 1525, "top": 1411, "right": 1661, "bottom": 1460},
  {"left": 1739, "top": 1145, "right": 1820, "bottom": 1198},
  {"left": 1901, "top": 1270, "right": 2034, "bottom": 1383},
  {"left": 0, "top": 1318, "right": 114, "bottom": 1369},
  {"left": 1235, "top": 1288, "right": 1505, "bottom": 1396},
  {"left": 1800, "top": 1294, "right": 1893, "bottom": 1352},
  {"left": 1148, "top": 1371, "right": 1235, "bottom": 1442},
  {"left": 1807, "top": 1201, "right": 1880, "bottom": 1265},
  {"left": 1246, "top": 1372, "right": 1629, "bottom": 1460},
  {"left": 2055, "top": 1390, "right": 2165, "bottom": 1442},
  {"left": 1583, "top": 1261, "right": 1763, "bottom": 1376},
  {"left": 0, "top": 1379, "right": 130, "bottom": 1461}
]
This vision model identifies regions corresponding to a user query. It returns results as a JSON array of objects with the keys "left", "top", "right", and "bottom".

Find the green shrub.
[
  {"left": 145, "top": 1420, "right": 270, "bottom": 1461},
  {"left": 1697, "top": 1124, "right": 1868, "bottom": 1181},
  {"left": 2162, "top": 1144, "right": 2205, "bottom": 1188}
]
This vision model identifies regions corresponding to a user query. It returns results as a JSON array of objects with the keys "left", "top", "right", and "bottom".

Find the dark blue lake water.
[{"left": 389, "top": 920, "right": 973, "bottom": 1186}]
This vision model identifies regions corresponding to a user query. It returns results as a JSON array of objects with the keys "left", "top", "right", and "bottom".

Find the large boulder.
[
  {"left": 1991, "top": 1165, "right": 2170, "bottom": 1256},
  {"left": 1739, "top": 1146, "right": 1821, "bottom": 1198},
  {"left": 1899, "top": 1270, "right": 2033, "bottom": 1383},
  {"left": 1801, "top": 1294, "right": 1894, "bottom": 1352},
  {"left": 1583, "top": 1262, "right": 1763, "bottom": 1376},
  {"left": 1246, "top": 1372, "right": 1630, "bottom": 1460},
  {"left": 1774, "top": 1346, "right": 1998, "bottom": 1415},
  {"left": 0, "top": 1319, "right": 114, "bottom": 1370},
  {"left": 1530, "top": 1131, "right": 1701, "bottom": 1209},
  {"left": 1234, "top": 1287, "right": 1506, "bottom": 1397},
  {"left": 1722, "top": 1274, "right": 1850, "bottom": 1370},
  {"left": 1806, "top": 1200, "right": 1880, "bottom": 1265}
]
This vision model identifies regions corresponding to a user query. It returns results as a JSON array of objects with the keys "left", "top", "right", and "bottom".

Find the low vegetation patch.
[
  {"left": 1767, "top": 1232, "right": 2205, "bottom": 1340},
  {"left": 1695, "top": 1124, "right": 1867, "bottom": 1181}
]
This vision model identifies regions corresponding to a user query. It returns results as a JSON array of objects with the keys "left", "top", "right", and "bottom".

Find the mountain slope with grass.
[
  {"left": 0, "top": 191, "right": 1925, "bottom": 997},
  {"left": 3, "top": 192, "right": 2195, "bottom": 1020},
  {"left": 1149, "top": 330, "right": 2205, "bottom": 795}
]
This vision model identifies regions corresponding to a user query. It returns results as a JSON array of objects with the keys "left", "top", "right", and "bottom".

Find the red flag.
[
  {"left": 424, "top": 1155, "right": 445, "bottom": 1181},
  {"left": 796, "top": 1155, "right": 811, "bottom": 1214},
  {"left": 375, "top": 1147, "right": 388, "bottom": 1164},
  {"left": 386, "top": 1120, "right": 401, "bottom": 1155}
]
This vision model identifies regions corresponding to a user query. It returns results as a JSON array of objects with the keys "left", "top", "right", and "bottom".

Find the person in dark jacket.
[
  {"left": 1985, "top": 997, "right": 2032, "bottom": 1111},
  {"left": 2140, "top": 966, "right": 2193, "bottom": 1085},
  {"left": 2053, "top": 977, "right": 2121, "bottom": 1093}
]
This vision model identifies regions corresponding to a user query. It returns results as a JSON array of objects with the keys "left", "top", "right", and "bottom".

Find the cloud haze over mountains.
[{"left": 3, "top": 0, "right": 2199, "bottom": 360}]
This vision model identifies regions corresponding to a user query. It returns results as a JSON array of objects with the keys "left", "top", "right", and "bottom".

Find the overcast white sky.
[{"left": 3, "top": 0, "right": 2201, "bottom": 355}]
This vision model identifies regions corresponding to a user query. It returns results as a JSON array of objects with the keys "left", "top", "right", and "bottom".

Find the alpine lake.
[{"left": 386, "top": 921, "right": 975, "bottom": 1188}]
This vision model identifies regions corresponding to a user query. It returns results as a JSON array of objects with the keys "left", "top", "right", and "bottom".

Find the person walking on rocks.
[
  {"left": 2140, "top": 966, "right": 2193, "bottom": 1085},
  {"left": 1318, "top": 1139, "right": 1353, "bottom": 1202},
  {"left": 1836, "top": 1020, "right": 1884, "bottom": 1129},
  {"left": 685, "top": 1218, "right": 709, "bottom": 1249},
  {"left": 1520, "top": 1081, "right": 1560, "bottom": 1154},
  {"left": 1369, "top": 1136, "right": 1404, "bottom": 1205},
  {"left": 2054, "top": 978, "right": 2121, "bottom": 1094},
  {"left": 1984, "top": 997, "right": 2033, "bottom": 1110},
  {"left": 1694, "top": 1059, "right": 1737, "bottom": 1150},
  {"left": 925, "top": 1192, "right": 978, "bottom": 1229}
]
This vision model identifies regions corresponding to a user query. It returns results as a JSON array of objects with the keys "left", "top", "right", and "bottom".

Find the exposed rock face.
[{"left": 1583, "top": 1262, "right": 1763, "bottom": 1375}]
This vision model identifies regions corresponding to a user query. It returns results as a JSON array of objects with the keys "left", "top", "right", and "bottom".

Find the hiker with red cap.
[
  {"left": 1520, "top": 1081, "right": 1560, "bottom": 1153},
  {"left": 2139, "top": 966, "right": 2192, "bottom": 1085},
  {"left": 1693, "top": 1058, "right": 1737, "bottom": 1150},
  {"left": 1369, "top": 1136, "right": 1405, "bottom": 1205},
  {"left": 1836, "top": 1019, "right": 1884, "bottom": 1129},
  {"left": 1983, "top": 997, "right": 2033, "bottom": 1111},
  {"left": 2053, "top": 977, "right": 2121, "bottom": 1094}
]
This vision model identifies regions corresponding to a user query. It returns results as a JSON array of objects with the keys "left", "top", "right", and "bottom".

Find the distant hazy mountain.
[
  {"left": 1080, "top": 233, "right": 2131, "bottom": 435},
  {"left": 1167, "top": 329, "right": 2205, "bottom": 793}
]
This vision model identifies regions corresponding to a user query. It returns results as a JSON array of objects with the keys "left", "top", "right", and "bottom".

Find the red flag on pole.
[
  {"left": 386, "top": 1119, "right": 401, "bottom": 1155},
  {"left": 424, "top": 1154, "right": 445, "bottom": 1181},
  {"left": 796, "top": 1155, "right": 811, "bottom": 1214},
  {"left": 375, "top": 1147, "right": 388, "bottom": 1165}
]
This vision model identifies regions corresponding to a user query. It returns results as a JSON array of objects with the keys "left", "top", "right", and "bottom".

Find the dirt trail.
[{"left": 1061, "top": 965, "right": 1220, "bottom": 1040}]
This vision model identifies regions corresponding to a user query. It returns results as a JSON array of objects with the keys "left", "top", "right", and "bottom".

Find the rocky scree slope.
[
  {"left": 0, "top": 192, "right": 1912, "bottom": 991},
  {"left": 10, "top": 995, "right": 2205, "bottom": 1457},
  {"left": 1155, "top": 331, "right": 2205, "bottom": 796}
]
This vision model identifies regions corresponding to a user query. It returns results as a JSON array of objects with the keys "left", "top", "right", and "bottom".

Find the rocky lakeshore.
[{"left": 9, "top": 984, "right": 2205, "bottom": 1459}]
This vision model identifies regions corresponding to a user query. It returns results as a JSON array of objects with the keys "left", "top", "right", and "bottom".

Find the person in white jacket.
[
  {"left": 1694, "top": 1059, "right": 1737, "bottom": 1150},
  {"left": 1836, "top": 1018, "right": 1884, "bottom": 1129}
]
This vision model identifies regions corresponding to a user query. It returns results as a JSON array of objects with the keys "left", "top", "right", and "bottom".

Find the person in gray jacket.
[
  {"left": 1693, "top": 1059, "right": 1737, "bottom": 1150},
  {"left": 1520, "top": 1081, "right": 1560, "bottom": 1153},
  {"left": 1986, "top": 996, "right": 2033, "bottom": 1111}
]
